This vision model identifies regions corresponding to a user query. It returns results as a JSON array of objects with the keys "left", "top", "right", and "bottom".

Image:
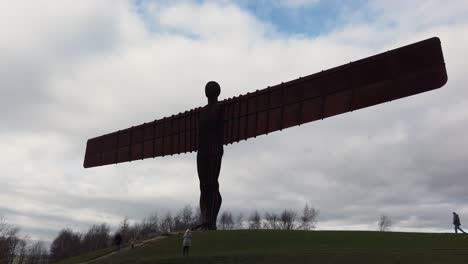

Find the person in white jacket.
[{"left": 182, "top": 229, "right": 192, "bottom": 256}]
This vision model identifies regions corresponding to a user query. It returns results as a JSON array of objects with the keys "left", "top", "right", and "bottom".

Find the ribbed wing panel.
[
  {"left": 221, "top": 37, "right": 447, "bottom": 145},
  {"left": 84, "top": 108, "right": 201, "bottom": 168}
]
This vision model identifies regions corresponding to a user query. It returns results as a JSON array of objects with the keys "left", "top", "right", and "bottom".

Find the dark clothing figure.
[
  {"left": 453, "top": 212, "right": 466, "bottom": 234},
  {"left": 197, "top": 81, "right": 224, "bottom": 230},
  {"left": 114, "top": 233, "right": 123, "bottom": 251}
]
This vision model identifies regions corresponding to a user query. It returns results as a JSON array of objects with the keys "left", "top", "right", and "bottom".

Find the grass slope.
[
  {"left": 55, "top": 247, "right": 115, "bottom": 264},
  {"left": 66, "top": 230, "right": 468, "bottom": 264}
]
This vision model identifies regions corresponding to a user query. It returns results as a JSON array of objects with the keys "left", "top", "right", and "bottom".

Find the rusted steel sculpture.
[
  {"left": 197, "top": 81, "right": 224, "bottom": 230},
  {"left": 83, "top": 37, "right": 447, "bottom": 230}
]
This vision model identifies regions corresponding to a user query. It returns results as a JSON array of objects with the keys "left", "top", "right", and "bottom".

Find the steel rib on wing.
[{"left": 221, "top": 37, "right": 447, "bottom": 145}]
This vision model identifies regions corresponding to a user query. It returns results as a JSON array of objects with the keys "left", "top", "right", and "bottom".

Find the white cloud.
[
  {"left": 1, "top": 0, "right": 468, "bottom": 243},
  {"left": 236, "top": 0, "right": 320, "bottom": 9},
  {"left": 279, "top": 0, "right": 320, "bottom": 8}
]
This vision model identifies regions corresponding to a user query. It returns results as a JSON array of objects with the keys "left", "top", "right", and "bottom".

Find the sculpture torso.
[{"left": 198, "top": 103, "right": 224, "bottom": 155}]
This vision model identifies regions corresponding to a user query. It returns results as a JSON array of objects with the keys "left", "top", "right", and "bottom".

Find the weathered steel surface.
[
  {"left": 221, "top": 37, "right": 447, "bottom": 145},
  {"left": 84, "top": 108, "right": 200, "bottom": 168},
  {"left": 84, "top": 37, "right": 447, "bottom": 168}
]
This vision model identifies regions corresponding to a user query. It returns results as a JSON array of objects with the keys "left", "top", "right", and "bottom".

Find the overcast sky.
[{"left": 1, "top": 0, "right": 468, "bottom": 243}]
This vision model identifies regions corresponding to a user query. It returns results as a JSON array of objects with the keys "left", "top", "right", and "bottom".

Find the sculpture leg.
[
  {"left": 197, "top": 156, "right": 208, "bottom": 228},
  {"left": 209, "top": 154, "right": 222, "bottom": 229},
  {"left": 197, "top": 152, "right": 223, "bottom": 230}
]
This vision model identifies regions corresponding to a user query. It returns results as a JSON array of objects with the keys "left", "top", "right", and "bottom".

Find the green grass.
[
  {"left": 59, "top": 230, "right": 468, "bottom": 264},
  {"left": 54, "top": 246, "right": 116, "bottom": 264}
]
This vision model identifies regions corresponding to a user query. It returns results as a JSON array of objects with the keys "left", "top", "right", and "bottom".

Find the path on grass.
[{"left": 77, "top": 235, "right": 168, "bottom": 264}]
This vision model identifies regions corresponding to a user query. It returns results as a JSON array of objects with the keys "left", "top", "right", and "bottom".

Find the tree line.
[
  {"left": 0, "top": 216, "right": 48, "bottom": 264},
  {"left": 47, "top": 203, "right": 319, "bottom": 262},
  {"left": 47, "top": 205, "right": 200, "bottom": 262},
  {"left": 2, "top": 202, "right": 392, "bottom": 263},
  {"left": 0, "top": 203, "right": 392, "bottom": 264},
  {"left": 1, "top": 203, "right": 319, "bottom": 263}
]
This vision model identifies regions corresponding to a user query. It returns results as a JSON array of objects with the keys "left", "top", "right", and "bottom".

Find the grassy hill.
[{"left": 58, "top": 230, "right": 468, "bottom": 264}]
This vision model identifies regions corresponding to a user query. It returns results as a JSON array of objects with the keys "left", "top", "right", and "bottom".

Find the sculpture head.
[{"left": 205, "top": 81, "right": 220, "bottom": 103}]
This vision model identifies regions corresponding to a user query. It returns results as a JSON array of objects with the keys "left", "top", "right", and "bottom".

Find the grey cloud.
[{"left": 2, "top": 0, "right": 468, "bottom": 243}]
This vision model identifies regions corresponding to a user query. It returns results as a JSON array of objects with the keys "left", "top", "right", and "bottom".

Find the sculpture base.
[{"left": 193, "top": 223, "right": 217, "bottom": 231}]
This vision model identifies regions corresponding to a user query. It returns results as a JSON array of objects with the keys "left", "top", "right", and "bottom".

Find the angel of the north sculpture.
[{"left": 84, "top": 37, "right": 447, "bottom": 230}]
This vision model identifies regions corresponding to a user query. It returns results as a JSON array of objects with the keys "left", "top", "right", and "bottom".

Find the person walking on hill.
[
  {"left": 453, "top": 212, "right": 466, "bottom": 234},
  {"left": 114, "top": 233, "right": 123, "bottom": 251},
  {"left": 182, "top": 229, "right": 192, "bottom": 257}
]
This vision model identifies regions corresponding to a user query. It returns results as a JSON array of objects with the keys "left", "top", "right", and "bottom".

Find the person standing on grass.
[
  {"left": 130, "top": 237, "right": 135, "bottom": 249},
  {"left": 182, "top": 229, "right": 192, "bottom": 257},
  {"left": 453, "top": 212, "right": 466, "bottom": 233}
]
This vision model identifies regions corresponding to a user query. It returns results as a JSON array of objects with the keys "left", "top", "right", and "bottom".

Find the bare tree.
[
  {"left": 279, "top": 209, "right": 297, "bottom": 230},
  {"left": 300, "top": 203, "right": 319, "bottom": 230},
  {"left": 172, "top": 213, "right": 183, "bottom": 232},
  {"left": 218, "top": 212, "right": 228, "bottom": 230},
  {"left": 234, "top": 213, "right": 244, "bottom": 229},
  {"left": 180, "top": 205, "right": 193, "bottom": 230},
  {"left": 378, "top": 215, "right": 392, "bottom": 232},
  {"left": 226, "top": 212, "right": 234, "bottom": 229},
  {"left": 147, "top": 212, "right": 160, "bottom": 236},
  {"left": 49, "top": 229, "right": 82, "bottom": 262},
  {"left": 139, "top": 212, "right": 160, "bottom": 239},
  {"left": 81, "top": 223, "right": 110, "bottom": 253},
  {"left": 128, "top": 222, "right": 142, "bottom": 241},
  {"left": 263, "top": 212, "right": 280, "bottom": 230},
  {"left": 0, "top": 217, "right": 26, "bottom": 264},
  {"left": 170, "top": 205, "right": 194, "bottom": 232},
  {"left": 26, "top": 241, "right": 48, "bottom": 264},
  {"left": 118, "top": 217, "right": 131, "bottom": 243},
  {"left": 248, "top": 210, "right": 261, "bottom": 230},
  {"left": 159, "top": 212, "right": 173, "bottom": 234},
  {"left": 218, "top": 211, "right": 234, "bottom": 230},
  {"left": 192, "top": 206, "right": 202, "bottom": 227},
  {"left": 16, "top": 239, "right": 28, "bottom": 264}
]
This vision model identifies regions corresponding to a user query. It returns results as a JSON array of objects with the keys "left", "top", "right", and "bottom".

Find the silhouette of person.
[
  {"left": 114, "top": 233, "right": 123, "bottom": 251},
  {"left": 453, "top": 212, "right": 466, "bottom": 234},
  {"left": 197, "top": 81, "right": 224, "bottom": 230},
  {"left": 182, "top": 229, "right": 192, "bottom": 256}
]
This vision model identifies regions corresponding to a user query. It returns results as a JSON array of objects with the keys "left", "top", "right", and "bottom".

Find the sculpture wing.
[
  {"left": 83, "top": 108, "right": 202, "bottom": 168},
  {"left": 220, "top": 37, "right": 447, "bottom": 145},
  {"left": 84, "top": 37, "right": 447, "bottom": 168}
]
